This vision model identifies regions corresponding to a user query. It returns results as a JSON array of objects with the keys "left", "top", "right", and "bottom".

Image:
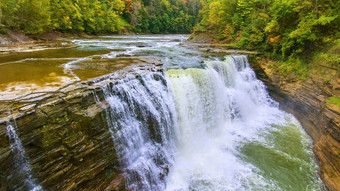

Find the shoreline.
[{"left": 0, "top": 31, "right": 97, "bottom": 53}]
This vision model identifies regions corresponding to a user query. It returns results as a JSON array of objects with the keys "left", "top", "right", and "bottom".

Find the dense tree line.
[
  {"left": 195, "top": 0, "right": 340, "bottom": 58},
  {"left": 0, "top": 0, "right": 201, "bottom": 34},
  {"left": 0, "top": 0, "right": 338, "bottom": 64},
  {"left": 126, "top": 0, "right": 201, "bottom": 33}
]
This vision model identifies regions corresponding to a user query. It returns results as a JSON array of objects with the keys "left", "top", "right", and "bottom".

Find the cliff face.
[
  {"left": 252, "top": 58, "right": 340, "bottom": 191},
  {"left": 0, "top": 63, "right": 162, "bottom": 191}
]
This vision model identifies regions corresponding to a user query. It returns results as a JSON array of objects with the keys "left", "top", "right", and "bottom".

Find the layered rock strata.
[
  {"left": 0, "top": 62, "right": 162, "bottom": 191},
  {"left": 252, "top": 58, "right": 340, "bottom": 191}
]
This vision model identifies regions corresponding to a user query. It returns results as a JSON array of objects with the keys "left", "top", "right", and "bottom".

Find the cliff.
[
  {"left": 0, "top": 62, "right": 162, "bottom": 191},
  {"left": 252, "top": 58, "right": 340, "bottom": 191}
]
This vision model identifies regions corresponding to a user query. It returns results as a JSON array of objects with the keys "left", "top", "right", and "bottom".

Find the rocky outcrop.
[
  {"left": 252, "top": 58, "right": 340, "bottom": 191},
  {"left": 0, "top": 63, "right": 162, "bottom": 191}
]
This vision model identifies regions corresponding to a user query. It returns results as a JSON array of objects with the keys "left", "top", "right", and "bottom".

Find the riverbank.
[{"left": 0, "top": 31, "right": 95, "bottom": 53}]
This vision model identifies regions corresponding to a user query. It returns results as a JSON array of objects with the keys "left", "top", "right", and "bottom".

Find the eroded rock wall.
[
  {"left": 0, "top": 63, "right": 162, "bottom": 191},
  {"left": 252, "top": 58, "right": 340, "bottom": 191}
]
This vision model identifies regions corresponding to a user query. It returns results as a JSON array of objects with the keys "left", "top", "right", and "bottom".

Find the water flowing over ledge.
[
  {"left": 165, "top": 56, "right": 323, "bottom": 191},
  {"left": 6, "top": 117, "right": 42, "bottom": 191},
  {"left": 0, "top": 62, "right": 165, "bottom": 190},
  {"left": 93, "top": 70, "right": 177, "bottom": 190},
  {"left": 0, "top": 35, "right": 325, "bottom": 191}
]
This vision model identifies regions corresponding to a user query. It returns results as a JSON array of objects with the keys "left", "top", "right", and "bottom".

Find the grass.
[
  {"left": 277, "top": 57, "right": 308, "bottom": 80},
  {"left": 326, "top": 97, "right": 340, "bottom": 108},
  {"left": 314, "top": 39, "right": 340, "bottom": 65},
  {"left": 267, "top": 39, "right": 340, "bottom": 81}
]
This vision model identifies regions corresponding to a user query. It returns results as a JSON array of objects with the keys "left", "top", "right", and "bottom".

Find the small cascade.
[
  {"left": 6, "top": 117, "right": 42, "bottom": 191},
  {"left": 93, "top": 70, "right": 177, "bottom": 190}
]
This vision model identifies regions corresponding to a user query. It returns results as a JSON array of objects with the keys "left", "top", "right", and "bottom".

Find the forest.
[
  {"left": 0, "top": 0, "right": 339, "bottom": 75},
  {"left": 196, "top": 0, "right": 339, "bottom": 65},
  {"left": 0, "top": 0, "right": 201, "bottom": 34},
  {"left": 193, "top": 0, "right": 340, "bottom": 79},
  {"left": 1, "top": 0, "right": 339, "bottom": 51}
]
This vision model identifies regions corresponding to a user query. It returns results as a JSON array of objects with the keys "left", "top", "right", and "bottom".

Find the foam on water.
[
  {"left": 165, "top": 55, "right": 323, "bottom": 191},
  {"left": 92, "top": 54, "right": 323, "bottom": 191}
]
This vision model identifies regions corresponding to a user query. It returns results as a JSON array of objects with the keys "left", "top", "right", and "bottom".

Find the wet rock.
[
  {"left": 252, "top": 58, "right": 340, "bottom": 191},
  {"left": 0, "top": 63, "right": 163, "bottom": 190},
  {"left": 91, "top": 55, "right": 102, "bottom": 60},
  {"left": 116, "top": 53, "right": 132, "bottom": 57},
  {"left": 170, "top": 39, "right": 182, "bottom": 42}
]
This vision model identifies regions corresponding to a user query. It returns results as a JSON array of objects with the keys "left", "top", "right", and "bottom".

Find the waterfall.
[
  {"left": 94, "top": 55, "right": 323, "bottom": 190},
  {"left": 2, "top": 34, "right": 324, "bottom": 191},
  {"left": 165, "top": 55, "right": 323, "bottom": 191},
  {"left": 6, "top": 117, "right": 42, "bottom": 191},
  {"left": 94, "top": 70, "right": 178, "bottom": 190}
]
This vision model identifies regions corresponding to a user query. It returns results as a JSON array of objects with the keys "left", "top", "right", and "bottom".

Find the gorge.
[{"left": 0, "top": 35, "right": 335, "bottom": 191}]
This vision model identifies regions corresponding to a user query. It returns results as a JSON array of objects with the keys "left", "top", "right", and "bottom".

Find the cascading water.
[
  {"left": 165, "top": 55, "right": 323, "bottom": 191},
  {"left": 94, "top": 55, "right": 323, "bottom": 191},
  {"left": 6, "top": 117, "right": 42, "bottom": 191},
  {"left": 1, "top": 35, "right": 325, "bottom": 191},
  {"left": 94, "top": 70, "right": 178, "bottom": 190}
]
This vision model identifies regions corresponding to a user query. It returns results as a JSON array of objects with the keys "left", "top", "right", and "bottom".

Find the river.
[{"left": 0, "top": 35, "right": 324, "bottom": 190}]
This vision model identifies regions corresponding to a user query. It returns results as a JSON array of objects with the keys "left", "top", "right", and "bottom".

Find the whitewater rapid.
[{"left": 165, "top": 56, "right": 323, "bottom": 191}]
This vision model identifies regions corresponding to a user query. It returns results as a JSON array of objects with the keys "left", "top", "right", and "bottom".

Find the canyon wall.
[{"left": 252, "top": 58, "right": 340, "bottom": 191}]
